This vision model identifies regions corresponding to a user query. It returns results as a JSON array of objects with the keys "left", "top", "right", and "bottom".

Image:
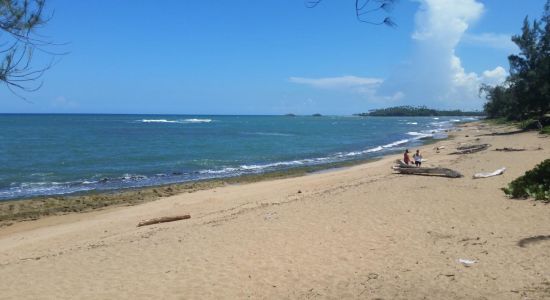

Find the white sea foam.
[
  {"left": 430, "top": 121, "right": 451, "bottom": 127},
  {"left": 406, "top": 122, "right": 418, "bottom": 125},
  {"left": 382, "top": 139, "right": 409, "bottom": 148},
  {"left": 199, "top": 141, "right": 400, "bottom": 177},
  {"left": 200, "top": 160, "right": 309, "bottom": 175},
  {"left": 341, "top": 146, "right": 384, "bottom": 157},
  {"left": 240, "top": 160, "right": 304, "bottom": 170},
  {"left": 140, "top": 119, "right": 180, "bottom": 123},
  {"left": 342, "top": 151, "right": 361, "bottom": 157},
  {"left": 183, "top": 118, "right": 212, "bottom": 123},
  {"left": 121, "top": 174, "right": 148, "bottom": 181},
  {"left": 366, "top": 146, "right": 384, "bottom": 153},
  {"left": 139, "top": 118, "right": 213, "bottom": 124},
  {"left": 451, "top": 119, "right": 461, "bottom": 122},
  {"left": 433, "top": 117, "right": 440, "bottom": 120},
  {"left": 0, "top": 180, "right": 96, "bottom": 199},
  {"left": 199, "top": 167, "right": 238, "bottom": 175},
  {"left": 407, "top": 131, "right": 433, "bottom": 139}
]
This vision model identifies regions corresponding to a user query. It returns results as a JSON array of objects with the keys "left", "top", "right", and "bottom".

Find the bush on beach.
[{"left": 503, "top": 159, "right": 550, "bottom": 201}]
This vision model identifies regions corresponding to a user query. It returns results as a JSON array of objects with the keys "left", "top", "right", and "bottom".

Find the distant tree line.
[
  {"left": 356, "top": 106, "right": 485, "bottom": 117},
  {"left": 481, "top": 0, "right": 550, "bottom": 122}
]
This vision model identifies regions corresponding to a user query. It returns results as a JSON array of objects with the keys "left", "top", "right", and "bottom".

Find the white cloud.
[
  {"left": 412, "top": 0, "right": 484, "bottom": 45},
  {"left": 289, "top": 75, "right": 403, "bottom": 103},
  {"left": 289, "top": 76, "right": 382, "bottom": 89},
  {"left": 482, "top": 66, "right": 508, "bottom": 85},
  {"left": 462, "top": 33, "right": 517, "bottom": 51},
  {"left": 289, "top": 0, "right": 510, "bottom": 110},
  {"left": 384, "top": 0, "right": 508, "bottom": 109},
  {"left": 51, "top": 96, "right": 78, "bottom": 108}
]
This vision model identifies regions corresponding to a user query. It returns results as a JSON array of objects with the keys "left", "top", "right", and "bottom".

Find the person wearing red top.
[{"left": 403, "top": 149, "right": 412, "bottom": 165}]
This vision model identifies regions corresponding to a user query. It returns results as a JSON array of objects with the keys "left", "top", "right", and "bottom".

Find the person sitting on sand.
[
  {"left": 413, "top": 149, "right": 423, "bottom": 167},
  {"left": 403, "top": 149, "right": 412, "bottom": 165}
]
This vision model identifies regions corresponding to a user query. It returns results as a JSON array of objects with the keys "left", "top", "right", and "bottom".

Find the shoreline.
[
  {"left": 0, "top": 114, "right": 462, "bottom": 202},
  {"left": 0, "top": 133, "right": 449, "bottom": 227},
  {"left": 1, "top": 120, "right": 550, "bottom": 299}
]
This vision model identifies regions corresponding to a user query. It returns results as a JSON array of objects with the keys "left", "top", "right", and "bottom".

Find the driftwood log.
[
  {"left": 495, "top": 147, "right": 525, "bottom": 152},
  {"left": 392, "top": 160, "right": 463, "bottom": 178},
  {"left": 450, "top": 144, "right": 490, "bottom": 155},
  {"left": 393, "top": 167, "right": 463, "bottom": 178},
  {"left": 137, "top": 215, "right": 191, "bottom": 227},
  {"left": 476, "top": 129, "right": 527, "bottom": 136}
]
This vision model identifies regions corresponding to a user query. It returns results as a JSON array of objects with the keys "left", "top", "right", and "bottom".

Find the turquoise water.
[{"left": 0, "top": 114, "right": 474, "bottom": 200}]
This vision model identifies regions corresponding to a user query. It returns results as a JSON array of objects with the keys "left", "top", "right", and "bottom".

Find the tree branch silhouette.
[
  {"left": 305, "top": 0, "right": 397, "bottom": 27},
  {"left": 1, "top": 0, "right": 62, "bottom": 97}
]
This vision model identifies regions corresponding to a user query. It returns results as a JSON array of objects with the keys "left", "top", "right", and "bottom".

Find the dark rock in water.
[
  {"left": 312, "top": 113, "right": 322, "bottom": 117},
  {"left": 172, "top": 172, "right": 183, "bottom": 176},
  {"left": 99, "top": 178, "right": 109, "bottom": 183}
]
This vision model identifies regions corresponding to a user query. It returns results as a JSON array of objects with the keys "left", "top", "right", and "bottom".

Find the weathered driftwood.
[
  {"left": 476, "top": 129, "right": 527, "bottom": 136},
  {"left": 473, "top": 167, "right": 506, "bottom": 179},
  {"left": 495, "top": 147, "right": 525, "bottom": 152},
  {"left": 456, "top": 144, "right": 490, "bottom": 151},
  {"left": 392, "top": 160, "right": 463, "bottom": 178},
  {"left": 393, "top": 167, "right": 463, "bottom": 178},
  {"left": 450, "top": 144, "right": 490, "bottom": 155},
  {"left": 394, "top": 160, "right": 415, "bottom": 168},
  {"left": 137, "top": 215, "right": 191, "bottom": 227}
]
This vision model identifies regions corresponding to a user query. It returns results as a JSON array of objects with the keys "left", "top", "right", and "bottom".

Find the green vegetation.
[
  {"left": 486, "top": 2, "right": 550, "bottom": 201},
  {"left": 481, "top": 1, "right": 550, "bottom": 124},
  {"left": 356, "top": 106, "right": 484, "bottom": 117},
  {"left": 479, "top": 2, "right": 550, "bottom": 202},
  {"left": 503, "top": 159, "right": 550, "bottom": 202}
]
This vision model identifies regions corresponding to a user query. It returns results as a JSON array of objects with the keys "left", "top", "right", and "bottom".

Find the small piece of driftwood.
[
  {"left": 392, "top": 160, "right": 463, "bottom": 178},
  {"left": 495, "top": 147, "right": 525, "bottom": 152},
  {"left": 137, "top": 215, "right": 191, "bottom": 227},
  {"left": 477, "top": 129, "right": 527, "bottom": 136},
  {"left": 450, "top": 144, "right": 490, "bottom": 155},
  {"left": 473, "top": 167, "right": 506, "bottom": 179}
]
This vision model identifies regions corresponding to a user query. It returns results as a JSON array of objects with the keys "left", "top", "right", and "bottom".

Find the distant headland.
[{"left": 355, "top": 106, "right": 485, "bottom": 117}]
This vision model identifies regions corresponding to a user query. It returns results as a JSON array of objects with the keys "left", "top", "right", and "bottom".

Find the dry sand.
[{"left": 1, "top": 122, "right": 549, "bottom": 299}]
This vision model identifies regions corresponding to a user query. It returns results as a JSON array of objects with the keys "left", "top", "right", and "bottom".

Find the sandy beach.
[{"left": 1, "top": 122, "right": 549, "bottom": 299}]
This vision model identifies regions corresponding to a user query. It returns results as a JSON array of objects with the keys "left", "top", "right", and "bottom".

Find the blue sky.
[{"left": 0, "top": 0, "right": 546, "bottom": 115}]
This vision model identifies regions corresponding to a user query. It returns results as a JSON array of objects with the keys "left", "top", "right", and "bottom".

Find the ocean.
[{"left": 0, "top": 114, "right": 475, "bottom": 200}]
